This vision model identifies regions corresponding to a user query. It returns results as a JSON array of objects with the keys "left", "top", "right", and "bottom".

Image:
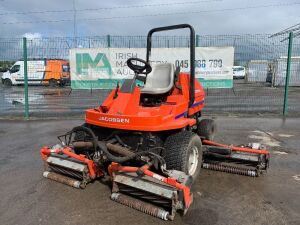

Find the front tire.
[
  {"left": 3, "top": 78, "right": 12, "bottom": 87},
  {"left": 164, "top": 131, "right": 202, "bottom": 181},
  {"left": 49, "top": 79, "right": 58, "bottom": 87}
]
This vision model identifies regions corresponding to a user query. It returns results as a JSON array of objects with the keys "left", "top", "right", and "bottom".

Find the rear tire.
[
  {"left": 197, "top": 119, "right": 216, "bottom": 140},
  {"left": 59, "top": 79, "right": 67, "bottom": 87},
  {"left": 3, "top": 79, "right": 12, "bottom": 87},
  {"left": 49, "top": 79, "right": 57, "bottom": 87},
  {"left": 163, "top": 131, "right": 202, "bottom": 181}
]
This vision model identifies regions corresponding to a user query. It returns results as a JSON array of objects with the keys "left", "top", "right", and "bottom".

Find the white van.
[
  {"left": 1, "top": 59, "right": 70, "bottom": 87},
  {"left": 233, "top": 66, "right": 246, "bottom": 79}
]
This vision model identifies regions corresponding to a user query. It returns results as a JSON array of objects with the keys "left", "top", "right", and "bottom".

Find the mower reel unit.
[
  {"left": 202, "top": 140, "right": 270, "bottom": 177},
  {"left": 40, "top": 24, "right": 270, "bottom": 220}
]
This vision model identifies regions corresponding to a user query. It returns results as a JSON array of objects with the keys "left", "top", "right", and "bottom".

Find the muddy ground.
[{"left": 0, "top": 117, "right": 299, "bottom": 225}]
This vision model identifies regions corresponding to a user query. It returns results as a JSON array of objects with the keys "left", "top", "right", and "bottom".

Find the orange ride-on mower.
[{"left": 40, "top": 24, "right": 270, "bottom": 220}]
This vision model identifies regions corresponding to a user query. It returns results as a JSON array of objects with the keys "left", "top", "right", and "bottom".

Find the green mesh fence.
[{"left": 0, "top": 34, "right": 299, "bottom": 118}]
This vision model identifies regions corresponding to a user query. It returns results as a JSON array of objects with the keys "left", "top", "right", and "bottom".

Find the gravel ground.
[{"left": 0, "top": 116, "right": 299, "bottom": 225}]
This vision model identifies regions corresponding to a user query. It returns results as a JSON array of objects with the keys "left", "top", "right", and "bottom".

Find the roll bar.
[{"left": 146, "top": 24, "right": 195, "bottom": 107}]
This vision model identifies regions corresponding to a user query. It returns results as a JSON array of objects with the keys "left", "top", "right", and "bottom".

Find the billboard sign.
[{"left": 70, "top": 47, "right": 234, "bottom": 89}]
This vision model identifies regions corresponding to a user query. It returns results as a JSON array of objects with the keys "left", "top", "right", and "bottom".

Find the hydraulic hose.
[
  {"left": 71, "top": 126, "right": 165, "bottom": 164},
  {"left": 71, "top": 126, "right": 98, "bottom": 152}
]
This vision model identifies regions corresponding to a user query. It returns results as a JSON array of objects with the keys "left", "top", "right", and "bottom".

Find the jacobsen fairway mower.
[{"left": 40, "top": 24, "right": 270, "bottom": 220}]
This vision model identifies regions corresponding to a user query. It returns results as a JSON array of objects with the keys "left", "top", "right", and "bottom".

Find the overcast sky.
[{"left": 0, "top": 0, "right": 299, "bottom": 37}]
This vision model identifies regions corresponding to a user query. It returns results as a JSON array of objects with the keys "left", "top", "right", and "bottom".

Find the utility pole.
[{"left": 73, "top": 0, "right": 77, "bottom": 48}]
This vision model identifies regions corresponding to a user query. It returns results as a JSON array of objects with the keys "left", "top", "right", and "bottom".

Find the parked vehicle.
[
  {"left": 266, "top": 69, "right": 273, "bottom": 83},
  {"left": 233, "top": 66, "right": 246, "bottom": 79},
  {"left": 1, "top": 59, "right": 70, "bottom": 87}
]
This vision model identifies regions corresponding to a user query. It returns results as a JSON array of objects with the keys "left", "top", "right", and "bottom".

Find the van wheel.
[
  {"left": 3, "top": 79, "right": 12, "bottom": 87},
  {"left": 49, "top": 79, "right": 57, "bottom": 87},
  {"left": 59, "top": 80, "right": 65, "bottom": 87}
]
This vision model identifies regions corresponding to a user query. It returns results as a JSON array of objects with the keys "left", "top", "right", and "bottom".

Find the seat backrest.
[{"left": 141, "top": 63, "right": 174, "bottom": 94}]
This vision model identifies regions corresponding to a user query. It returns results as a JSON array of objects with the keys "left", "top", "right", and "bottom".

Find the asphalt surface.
[
  {"left": 0, "top": 80, "right": 300, "bottom": 117},
  {"left": 0, "top": 117, "right": 299, "bottom": 225}
]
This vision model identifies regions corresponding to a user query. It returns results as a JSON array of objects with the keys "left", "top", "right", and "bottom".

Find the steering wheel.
[{"left": 127, "top": 58, "right": 152, "bottom": 75}]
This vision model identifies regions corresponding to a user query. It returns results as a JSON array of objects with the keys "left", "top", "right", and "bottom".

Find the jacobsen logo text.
[{"left": 99, "top": 116, "right": 130, "bottom": 124}]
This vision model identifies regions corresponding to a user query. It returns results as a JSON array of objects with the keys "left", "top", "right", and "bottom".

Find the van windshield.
[
  {"left": 233, "top": 67, "right": 244, "bottom": 72},
  {"left": 10, "top": 65, "right": 20, "bottom": 73}
]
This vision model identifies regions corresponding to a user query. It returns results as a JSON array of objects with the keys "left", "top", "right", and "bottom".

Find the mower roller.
[{"left": 40, "top": 24, "right": 270, "bottom": 220}]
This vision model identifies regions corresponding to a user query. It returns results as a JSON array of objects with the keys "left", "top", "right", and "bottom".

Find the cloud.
[{"left": 0, "top": 0, "right": 299, "bottom": 37}]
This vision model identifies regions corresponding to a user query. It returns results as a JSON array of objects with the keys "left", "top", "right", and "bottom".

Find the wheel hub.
[{"left": 188, "top": 146, "right": 199, "bottom": 176}]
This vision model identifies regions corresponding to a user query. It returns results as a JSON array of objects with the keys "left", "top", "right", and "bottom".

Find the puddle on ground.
[
  {"left": 278, "top": 134, "right": 294, "bottom": 138},
  {"left": 273, "top": 151, "right": 288, "bottom": 155},
  {"left": 249, "top": 130, "right": 281, "bottom": 147},
  {"left": 292, "top": 175, "right": 300, "bottom": 181},
  {"left": 196, "top": 192, "right": 202, "bottom": 197},
  {"left": 41, "top": 92, "right": 61, "bottom": 96}
]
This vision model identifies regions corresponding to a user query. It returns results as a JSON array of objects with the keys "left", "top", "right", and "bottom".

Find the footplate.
[{"left": 202, "top": 140, "right": 270, "bottom": 177}]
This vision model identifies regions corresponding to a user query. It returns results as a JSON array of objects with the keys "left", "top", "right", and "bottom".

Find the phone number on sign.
[{"left": 175, "top": 59, "right": 223, "bottom": 68}]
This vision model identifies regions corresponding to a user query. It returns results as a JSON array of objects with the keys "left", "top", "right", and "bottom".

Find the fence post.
[
  {"left": 107, "top": 34, "right": 111, "bottom": 48},
  {"left": 283, "top": 32, "right": 293, "bottom": 116},
  {"left": 23, "top": 37, "right": 29, "bottom": 119},
  {"left": 196, "top": 34, "right": 200, "bottom": 47}
]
